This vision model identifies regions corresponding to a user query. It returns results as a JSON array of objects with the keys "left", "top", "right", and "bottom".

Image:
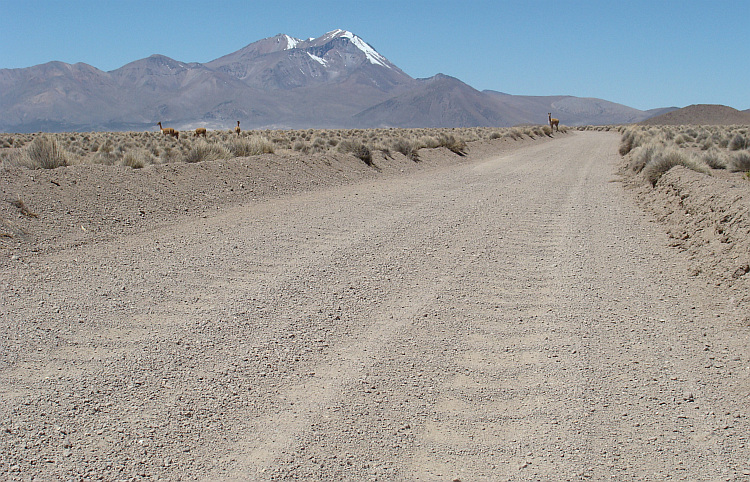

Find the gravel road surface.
[{"left": 2, "top": 131, "right": 749, "bottom": 481}]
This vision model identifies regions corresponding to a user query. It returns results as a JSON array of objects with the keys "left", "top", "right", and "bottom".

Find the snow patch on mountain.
[
  {"left": 325, "top": 29, "right": 390, "bottom": 68},
  {"left": 307, "top": 52, "right": 328, "bottom": 66},
  {"left": 283, "top": 35, "right": 301, "bottom": 50}
]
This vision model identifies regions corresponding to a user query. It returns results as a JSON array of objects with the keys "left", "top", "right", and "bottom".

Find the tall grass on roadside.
[
  {"left": 18, "top": 135, "right": 69, "bottom": 169},
  {"left": 642, "top": 148, "right": 710, "bottom": 186},
  {"left": 619, "top": 129, "right": 641, "bottom": 156},
  {"left": 437, "top": 134, "right": 467, "bottom": 155},
  {"left": 728, "top": 151, "right": 750, "bottom": 173},
  {"left": 337, "top": 139, "right": 373, "bottom": 165},
  {"left": 702, "top": 148, "right": 728, "bottom": 169},
  {"left": 229, "top": 136, "right": 275, "bottom": 157},
  {"left": 628, "top": 143, "right": 659, "bottom": 173},
  {"left": 121, "top": 148, "right": 156, "bottom": 169},
  {"left": 184, "top": 141, "right": 231, "bottom": 163},
  {"left": 391, "top": 137, "right": 420, "bottom": 161},
  {"left": 728, "top": 134, "right": 748, "bottom": 151}
]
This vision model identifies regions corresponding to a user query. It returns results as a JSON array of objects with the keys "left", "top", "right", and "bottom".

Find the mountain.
[
  {"left": 482, "top": 91, "right": 658, "bottom": 126},
  {"left": 0, "top": 29, "right": 670, "bottom": 132},
  {"left": 639, "top": 104, "right": 750, "bottom": 125}
]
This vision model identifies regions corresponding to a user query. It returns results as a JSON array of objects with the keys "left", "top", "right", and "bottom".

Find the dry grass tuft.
[
  {"left": 437, "top": 134, "right": 467, "bottom": 155},
  {"left": 18, "top": 136, "right": 69, "bottom": 169},
  {"left": 338, "top": 139, "right": 373, "bottom": 165},
  {"left": 642, "top": 148, "right": 709, "bottom": 186},
  {"left": 184, "top": 142, "right": 231, "bottom": 163},
  {"left": 391, "top": 137, "right": 420, "bottom": 161},
  {"left": 728, "top": 151, "right": 750, "bottom": 173}
]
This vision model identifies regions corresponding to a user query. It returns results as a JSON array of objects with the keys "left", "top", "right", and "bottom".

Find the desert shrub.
[
  {"left": 728, "top": 134, "right": 747, "bottom": 151},
  {"left": 702, "top": 148, "right": 727, "bottom": 169},
  {"left": 91, "top": 151, "right": 118, "bottom": 165},
  {"left": 18, "top": 136, "right": 69, "bottom": 169},
  {"left": 229, "top": 136, "right": 275, "bottom": 157},
  {"left": 728, "top": 151, "right": 750, "bottom": 172},
  {"left": 541, "top": 125, "right": 552, "bottom": 136},
  {"left": 391, "top": 137, "right": 420, "bottom": 161},
  {"left": 619, "top": 129, "right": 639, "bottom": 155},
  {"left": 121, "top": 148, "right": 155, "bottom": 169},
  {"left": 674, "top": 133, "right": 691, "bottom": 145},
  {"left": 184, "top": 142, "right": 231, "bottom": 163},
  {"left": 419, "top": 136, "right": 441, "bottom": 149},
  {"left": 437, "top": 134, "right": 467, "bottom": 155},
  {"left": 293, "top": 140, "right": 309, "bottom": 153},
  {"left": 488, "top": 131, "right": 503, "bottom": 140},
  {"left": 642, "top": 148, "right": 709, "bottom": 186},
  {"left": 338, "top": 139, "right": 372, "bottom": 165},
  {"left": 629, "top": 143, "right": 659, "bottom": 173}
]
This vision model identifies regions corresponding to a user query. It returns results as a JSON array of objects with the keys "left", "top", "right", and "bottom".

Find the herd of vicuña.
[{"left": 157, "top": 122, "right": 243, "bottom": 139}]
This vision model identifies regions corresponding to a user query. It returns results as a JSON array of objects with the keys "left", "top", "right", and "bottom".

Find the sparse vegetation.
[
  {"left": 338, "top": 139, "right": 372, "bottom": 165},
  {"left": 702, "top": 148, "right": 727, "bottom": 169},
  {"left": 391, "top": 137, "right": 420, "bottom": 161},
  {"left": 728, "top": 133, "right": 747, "bottom": 151},
  {"left": 728, "top": 151, "right": 750, "bottom": 173},
  {"left": 619, "top": 124, "right": 750, "bottom": 186},
  {"left": 641, "top": 148, "right": 709, "bottom": 186},
  {"left": 184, "top": 141, "right": 231, "bottom": 164},
  {"left": 18, "top": 135, "right": 69, "bottom": 169},
  {"left": 0, "top": 124, "right": 570, "bottom": 170},
  {"left": 436, "top": 133, "right": 467, "bottom": 155}
]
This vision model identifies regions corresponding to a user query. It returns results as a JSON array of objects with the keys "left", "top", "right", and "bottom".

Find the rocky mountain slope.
[{"left": 1, "top": 29, "right": 666, "bottom": 132}]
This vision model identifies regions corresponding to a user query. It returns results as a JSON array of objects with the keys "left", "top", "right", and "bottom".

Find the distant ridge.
[
  {"left": 0, "top": 29, "right": 682, "bottom": 132},
  {"left": 639, "top": 104, "right": 750, "bottom": 126}
]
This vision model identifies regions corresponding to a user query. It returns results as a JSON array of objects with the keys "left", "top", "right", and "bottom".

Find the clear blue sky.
[{"left": 2, "top": 0, "right": 748, "bottom": 111}]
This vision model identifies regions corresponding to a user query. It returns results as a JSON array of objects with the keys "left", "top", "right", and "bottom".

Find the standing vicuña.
[
  {"left": 194, "top": 127, "right": 207, "bottom": 138},
  {"left": 234, "top": 121, "right": 241, "bottom": 137},
  {"left": 548, "top": 113, "right": 559, "bottom": 132},
  {"left": 157, "top": 121, "right": 179, "bottom": 139}
]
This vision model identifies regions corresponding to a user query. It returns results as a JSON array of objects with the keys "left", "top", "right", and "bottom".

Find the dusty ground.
[{"left": 1, "top": 131, "right": 749, "bottom": 481}]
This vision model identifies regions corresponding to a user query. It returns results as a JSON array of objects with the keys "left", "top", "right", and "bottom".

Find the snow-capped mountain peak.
[
  {"left": 323, "top": 29, "right": 389, "bottom": 68},
  {"left": 281, "top": 34, "right": 301, "bottom": 50}
]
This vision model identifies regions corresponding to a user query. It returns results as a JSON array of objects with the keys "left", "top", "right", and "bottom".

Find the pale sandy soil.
[{"left": 1, "top": 131, "right": 749, "bottom": 481}]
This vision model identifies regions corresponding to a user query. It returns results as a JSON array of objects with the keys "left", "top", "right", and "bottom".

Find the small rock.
[{"left": 733, "top": 264, "right": 749, "bottom": 279}]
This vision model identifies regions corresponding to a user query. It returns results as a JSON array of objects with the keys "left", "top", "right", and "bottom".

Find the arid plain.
[{"left": 1, "top": 124, "right": 749, "bottom": 480}]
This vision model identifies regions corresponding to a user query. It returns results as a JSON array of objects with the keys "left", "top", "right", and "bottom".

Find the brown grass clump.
[
  {"left": 391, "top": 137, "right": 420, "bottom": 161},
  {"left": 338, "top": 139, "right": 373, "bottom": 165},
  {"left": 642, "top": 148, "right": 710, "bottom": 186},
  {"left": 701, "top": 148, "right": 728, "bottom": 169},
  {"left": 728, "top": 151, "right": 750, "bottom": 173},
  {"left": 17, "top": 135, "right": 69, "bottom": 169},
  {"left": 229, "top": 136, "right": 275, "bottom": 157},
  {"left": 184, "top": 142, "right": 231, "bottom": 163},
  {"left": 437, "top": 133, "right": 467, "bottom": 155},
  {"left": 121, "top": 148, "right": 156, "bottom": 169}
]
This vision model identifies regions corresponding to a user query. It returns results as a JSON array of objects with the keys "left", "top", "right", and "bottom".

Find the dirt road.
[{"left": 1, "top": 132, "right": 749, "bottom": 480}]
